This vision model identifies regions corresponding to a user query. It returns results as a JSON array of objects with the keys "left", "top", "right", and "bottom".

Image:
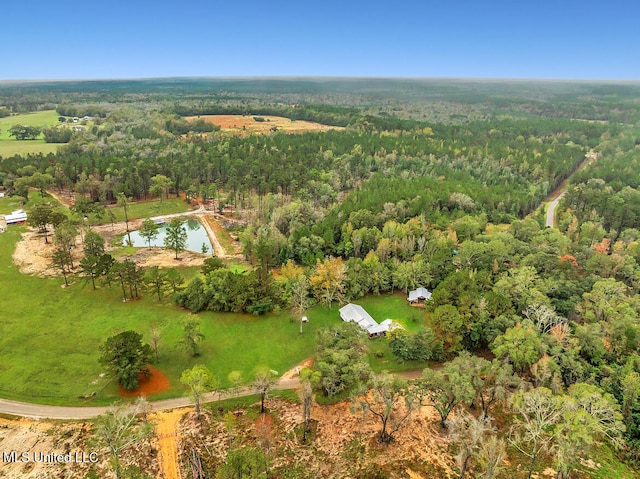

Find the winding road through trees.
[
  {"left": 544, "top": 151, "right": 597, "bottom": 228},
  {"left": 545, "top": 192, "right": 566, "bottom": 228}
]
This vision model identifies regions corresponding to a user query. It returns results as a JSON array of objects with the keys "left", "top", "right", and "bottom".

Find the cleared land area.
[
  {"left": 0, "top": 195, "right": 423, "bottom": 406},
  {"left": 0, "top": 110, "right": 61, "bottom": 156},
  {"left": 186, "top": 114, "right": 343, "bottom": 134}
]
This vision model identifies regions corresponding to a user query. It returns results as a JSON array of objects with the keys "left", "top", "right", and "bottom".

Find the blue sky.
[{"left": 4, "top": 0, "right": 639, "bottom": 80}]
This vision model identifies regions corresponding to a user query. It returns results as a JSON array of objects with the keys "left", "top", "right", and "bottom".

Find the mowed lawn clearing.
[
  {"left": 94, "top": 198, "right": 191, "bottom": 225},
  {"left": 0, "top": 196, "right": 421, "bottom": 405},
  {"left": 186, "top": 115, "right": 343, "bottom": 135},
  {"left": 0, "top": 226, "right": 329, "bottom": 405},
  {"left": 0, "top": 110, "right": 62, "bottom": 157}
]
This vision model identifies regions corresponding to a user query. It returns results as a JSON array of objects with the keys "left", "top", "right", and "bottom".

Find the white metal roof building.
[
  {"left": 3, "top": 209, "right": 27, "bottom": 225},
  {"left": 408, "top": 287, "right": 432, "bottom": 303},
  {"left": 339, "top": 303, "right": 392, "bottom": 337}
]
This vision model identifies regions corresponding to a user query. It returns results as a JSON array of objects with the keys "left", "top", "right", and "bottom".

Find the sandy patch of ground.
[
  {"left": 281, "top": 357, "right": 314, "bottom": 380},
  {"left": 152, "top": 408, "right": 190, "bottom": 479},
  {"left": 11, "top": 214, "right": 227, "bottom": 277},
  {"left": 13, "top": 229, "right": 74, "bottom": 278},
  {"left": 0, "top": 416, "right": 158, "bottom": 479},
  {"left": 125, "top": 246, "right": 208, "bottom": 268},
  {"left": 186, "top": 114, "right": 343, "bottom": 135}
]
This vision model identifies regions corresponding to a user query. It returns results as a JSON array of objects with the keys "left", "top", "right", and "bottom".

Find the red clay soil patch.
[
  {"left": 118, "top": 365, "right": 170, "bottom": 398},
  {"left": 255, "top": 413, "right": 273, "bottom": 430}
]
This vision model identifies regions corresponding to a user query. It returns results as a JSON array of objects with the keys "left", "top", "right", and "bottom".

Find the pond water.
[{"left": 125, "top": 219, "right": 213, "bottom": 254}]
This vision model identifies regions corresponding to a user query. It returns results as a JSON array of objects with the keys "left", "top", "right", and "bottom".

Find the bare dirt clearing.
[
  {"left": 281, "top": 356, "right": 314, "bottom": 380},
  {"left": 186, "top": 114, "right": 343, "bottom": 135},
  {"left": 179, "top": 396, "right": 456, "bottom": 478},
  {"left": 11, "top": 212, "right": 241, "bottom": 277},
  {"left": 12, "top": 225, "right": 208, "bottom": 277},
  {"left": 0, "top": 417, "right": 158, "bottom": 479}
]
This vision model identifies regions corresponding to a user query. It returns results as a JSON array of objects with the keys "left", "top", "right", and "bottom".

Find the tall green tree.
[
  {"left": 29, "top": 202, "right": 54, "bottom": 243},
  {"left": 181, "top": 365, "right": 216, "bottom": 422},
  {"left": 314, "top": 323, "right": 370, "bottom": 397},
  {"left": 179, "top": 316, "right": 205, "bottom": 357},
  {"left": 54, "top": 221, "right": 78, "bottom": 269},
  {"left": 421, "top": 356, "right": 475, "bottom": 429},
  {"left": 99, "top": 331, "right": 153, "bottom": 391},
  {"left": 165, "top": 268, "right": 185, "bottom": 295},
  {"left": 139, "top": 218, "right": 160, "bottom": 248},
  {"left": 80, "top": 230, "right": 105, "bottom": 289},
  {"left": 51, "top": 244, "right": 72, "bottom": 286},
  {"left": 144, "top": 266, "right": 169, "bottom": 301},
  {"left": 492, "top": 324, "right": 546, "bottom": 373},
  {"left": 150, "top": 174, "right": 172, "bottom": 201},
  {"left": 117, "top": 193, "right": 131, "bottom": 232},
  {"left": 164, "top": 217, "right": 187, "bottom": 259},
  {"left": 9, "top": 124, "right": 41, "bottom": 140}
]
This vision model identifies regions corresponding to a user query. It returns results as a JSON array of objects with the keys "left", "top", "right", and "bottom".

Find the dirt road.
[
  {"left": 153, "top": 409, "right": 189, "bottom": 479},
  {"left": 545, "top": 192, "right": 565, "bottom": 228},
  {"left": 541, "top": 150, "right": 597, "bottom": 228}
]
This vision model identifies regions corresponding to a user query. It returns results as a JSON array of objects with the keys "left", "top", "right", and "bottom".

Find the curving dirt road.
[
  {"left": 545, "top": 192, "right": 565, "bottom": 228},
  {"left": 542, "top": 151, "right": 597, "bottom": 228}
]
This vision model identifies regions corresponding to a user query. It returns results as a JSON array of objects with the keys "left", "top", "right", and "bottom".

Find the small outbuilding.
[
  {"left": 3, "top": 209, "right": 27, "bottom": 225},
  {"left": 408, "top": 287, "right": 432, "bottom": 304}
]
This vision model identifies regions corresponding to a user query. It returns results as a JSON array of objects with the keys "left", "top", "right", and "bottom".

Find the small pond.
[{"left": 125, "top": 219, "right": 213, "bottom": 254}]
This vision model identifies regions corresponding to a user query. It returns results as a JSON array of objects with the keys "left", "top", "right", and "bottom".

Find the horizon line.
[{"left": 1, "top": 75, "right": 639, "bottom": 84}]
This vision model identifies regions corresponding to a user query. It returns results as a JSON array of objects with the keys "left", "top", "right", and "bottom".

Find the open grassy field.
[
  {"left": 95, "top": 198, "right": 191, "bottom": 225},
  {"left": 0, "top": 200, "right": 422, "bottom": 405},
  {"left": 187, "top": 115, "right": 343, "bottom": 135},
  {"left": 0, "top": 110, "right": 61, "bottom": 157}
]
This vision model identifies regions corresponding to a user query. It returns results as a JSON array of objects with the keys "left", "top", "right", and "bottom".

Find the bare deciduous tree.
[
  {"left": 94, "top": 403, "right": 153, "bottom": 479},
  {"left": 447, "top": 410, "right": 494, "bottom": 479}
]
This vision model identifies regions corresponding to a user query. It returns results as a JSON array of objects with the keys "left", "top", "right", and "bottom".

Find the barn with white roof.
[{"left": 339, "top": 303, "right": 394, "bottom": 338}]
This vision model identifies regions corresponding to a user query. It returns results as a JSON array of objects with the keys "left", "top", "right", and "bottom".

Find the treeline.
[
  {"left": 176, "top": 267, "right": 280, "bottom": 315},
  {"left": 0, "top": 114, "right": 606, "bottom": 218},
  {"left": 164, "top": 117, "right": 219, "bottom": 135},
  {"left": 56, "top": 104, "right": 109, "bottom": 118}
]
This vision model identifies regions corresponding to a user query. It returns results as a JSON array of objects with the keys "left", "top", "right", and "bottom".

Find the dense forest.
[{"left": 1, "top": 78, "right": 640, "bottom": 478}]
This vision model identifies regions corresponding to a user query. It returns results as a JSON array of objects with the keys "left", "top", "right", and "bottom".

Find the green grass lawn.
[
  {"left": 95, "top": 198, "right": 190, "bottom": 225},
  {"left": 0, "top": 208, "right": 422, "bottom": 405},
  {"left": 0, "top": 110, "right": 61, "bottom": 157},
  {"left": 0, "top": 195, "right": 26, "bottom": 214}
]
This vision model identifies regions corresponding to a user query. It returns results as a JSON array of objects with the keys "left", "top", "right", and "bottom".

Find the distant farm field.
[
  {"left": 0, "top": 110, "right": 61, "bottom": 157},
  {"left": 186, "top": 114, "right": 343, "bottom": 134}
]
